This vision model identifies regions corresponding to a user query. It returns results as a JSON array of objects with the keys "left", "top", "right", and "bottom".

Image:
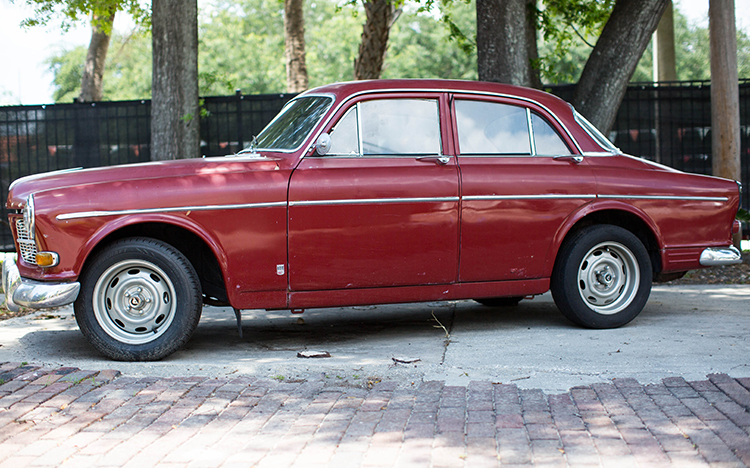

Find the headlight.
[{"left": 23, "top": 194, "right": 35, "bottom": 240}]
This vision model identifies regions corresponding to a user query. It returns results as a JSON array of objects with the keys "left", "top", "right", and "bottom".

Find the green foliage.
[
  {"left": 540, "top": 5, "right": 750, "bottom": 84},
  {"left": 304, "top": 0, "right": 362, "bottom": 87},
  {"left": 47, "top": 30, "right": 152, "bottom": 102},
  {"left": 738, "top": 208, "right": 750, "bottom": 222},
  {"left": 47, "top": 46, "right": 87, "bottom": 102},
  {"left": 198, "top": 0, "right": 286, "bottom": 95},
  {"left": 20, "top": 0, "right": 150, "bottom": 33},
  {"left": 383, "top": 0, "right": 476, "bottom": 80},
  {"left": 535, "top": 0, "right": 614, "bottom": 83},
  {"left": 631, "top": 10, "right": 750, "bottom": 82}
]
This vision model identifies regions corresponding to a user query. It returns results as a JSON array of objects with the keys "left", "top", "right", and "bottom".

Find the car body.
[{"left": 2, "top": 79, "right": 742, "bottom": 360}]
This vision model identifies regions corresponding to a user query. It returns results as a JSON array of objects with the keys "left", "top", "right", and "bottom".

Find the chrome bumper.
[
  {"left": 699, "top": 246, "right": 743, "bottom": 267},
  {"left": 1, "top": 253, "right": 80, "bottom": 312}
]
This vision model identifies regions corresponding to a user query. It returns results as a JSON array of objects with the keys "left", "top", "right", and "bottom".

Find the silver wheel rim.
[
  {"left": 92, "top": 259, "right": 177, "bottom": 345},
  {"left": 576, "top": 241, "right": 639, "bottom": 315}
]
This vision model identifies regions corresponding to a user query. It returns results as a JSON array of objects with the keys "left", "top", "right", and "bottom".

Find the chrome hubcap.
[
  {"left": 577, "top": 242, "right": 639, "bottom": 315},
  {"left": 92, "top": 260, "right": 177, "bottom": 344}
]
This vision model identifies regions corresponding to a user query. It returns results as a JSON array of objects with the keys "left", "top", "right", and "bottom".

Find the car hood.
[{"left": 7, "top": 156, "right": 284, "bottom": 209}]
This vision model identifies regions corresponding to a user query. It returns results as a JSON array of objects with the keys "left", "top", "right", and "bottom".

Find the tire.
[
  {"left": 74, "top": 237, "right": 203, "bottom": 361},
  {"left": 474, "top": 297, "right": 523, "bottom": 307},
  {"left": 551, "top": 225, "right": 652, "bottom": 329}
]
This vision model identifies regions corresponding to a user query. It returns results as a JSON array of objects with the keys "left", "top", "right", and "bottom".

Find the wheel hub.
[
  {"left": 124, "top": 287, "right": 152, "bottom": 314},
  {"left": 92, "top": 260, "right": 177, "bottom": 345},
  {"left": 594, "top": 265, "right": 615, "bottom": 288},
  {"left": 577, "top": 242, "right": 640, "bottom": 315}
]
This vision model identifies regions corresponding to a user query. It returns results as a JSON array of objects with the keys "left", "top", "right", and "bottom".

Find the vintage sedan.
[{"left": 2, "top": 79, "right": 742, "bottom": 361}]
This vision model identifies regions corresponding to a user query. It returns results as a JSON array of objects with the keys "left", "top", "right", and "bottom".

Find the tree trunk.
[
  {"left": 354, "top": 0, "right": 398, "bottom": 80},
  {"left": 653, "top": 0, "right": 677, "bottom": 82},
  {"left": 709, "top": 0, "right": 740, "bottom": 181},
  {"left": 573, "top": 0, "right": 669, "bottom": 134},
  {"left": 476, "top": 0, "right": 540, "bottom": 88},
  {"left": 79, "top": 11, "right": 115, "bottom": 102},
  {"left": 151, "top": 0, "right": 199, "bottom": 160},
  {"left": 284, "top": 0, "right": 308, "bottom": 93}
]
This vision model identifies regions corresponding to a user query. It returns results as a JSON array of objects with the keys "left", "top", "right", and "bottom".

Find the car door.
[
  {"left": 288, "top": 93, "right": 460, "bottom": 291},
  {"left": 453, "top": 95, "right": 598, "bottom": 282}
]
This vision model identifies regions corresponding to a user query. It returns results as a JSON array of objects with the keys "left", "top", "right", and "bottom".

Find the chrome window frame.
[
  {"left": 311, "top": 96, "right": 444, "bottom": 159},
  {"left": 252, "top": 94, "right": 335, "bottom": 153}
]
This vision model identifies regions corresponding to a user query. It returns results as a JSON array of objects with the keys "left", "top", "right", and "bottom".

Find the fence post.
[{"left": 236, "top": 89, "right": 244, "bottom": 150}]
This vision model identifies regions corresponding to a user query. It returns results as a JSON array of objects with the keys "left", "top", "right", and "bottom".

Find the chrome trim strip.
[
  {"left": 464, "top": 194, "right": 596, "bottom": 201},
  {"left": 598, "top": 194, "right": 729, "bottom": 202},
  {"left": 290, "top": 197, "right": 460, "bottom": 207},
  {"left": 56, "top": 201, "right": 287, "bottom": 221},
  {"left": 526, "top": 108, "right": 536, "bottom": 155}
]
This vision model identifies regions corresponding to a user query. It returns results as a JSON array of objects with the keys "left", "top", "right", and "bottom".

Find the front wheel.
[
  {"left": 74, "top": 238, "right": 203, "bottom": 361},
  {"left": 551, "top": 225, "right": 652, "bottom": 329}
]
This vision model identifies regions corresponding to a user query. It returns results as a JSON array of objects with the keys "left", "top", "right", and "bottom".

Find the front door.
[{"left": 288, "top": 94, "right": 460, "bottom": 291}]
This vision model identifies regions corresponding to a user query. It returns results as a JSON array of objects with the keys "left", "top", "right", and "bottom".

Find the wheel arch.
[
  {"left": 546, "top": 202, "right": 664, "bottom": 278},
  {"left": 80, "top": 217, "right": 229, "bottom": 304}
]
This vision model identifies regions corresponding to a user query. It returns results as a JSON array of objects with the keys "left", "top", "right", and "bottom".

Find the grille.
[{"left": 15, "top": 218, "right": 37, "bottom": 264}]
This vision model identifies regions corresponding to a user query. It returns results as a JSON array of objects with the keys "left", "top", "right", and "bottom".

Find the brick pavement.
[{"left": 1, "top": 362, "right": 748, "bottom": 467}]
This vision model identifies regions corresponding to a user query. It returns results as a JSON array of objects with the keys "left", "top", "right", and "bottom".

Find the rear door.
[{"left": 453, "top": 95, "right": 598, "bottom": 282}]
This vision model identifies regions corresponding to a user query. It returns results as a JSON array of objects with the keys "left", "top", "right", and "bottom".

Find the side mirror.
[{"left": 315, "top": 133, "right": 331, "bottom": 155}]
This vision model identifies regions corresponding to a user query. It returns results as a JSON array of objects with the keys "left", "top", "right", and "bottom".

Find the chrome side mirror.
[{"left": 315, "top": 133, "right": 331, "bottom": 155}]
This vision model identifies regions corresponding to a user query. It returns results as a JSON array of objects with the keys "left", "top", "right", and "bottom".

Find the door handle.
[
  {"left": 553, "top": 155, "right": 584, "bottom": 164},
  {"left": 417, "top": 156, "right": 451, "bottom": 165}
]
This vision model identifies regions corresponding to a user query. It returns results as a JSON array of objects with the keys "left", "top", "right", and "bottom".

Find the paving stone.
[{"left": 2, "top": 366, "right": 750, "bottom": 467}]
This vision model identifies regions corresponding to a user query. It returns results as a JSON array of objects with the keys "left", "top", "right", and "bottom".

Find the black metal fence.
[
  {"left": 1, "top": 82, "right": 748, "bottom": 250},
  {"left": 0, "top": 92, "right": 293, "bottom": 249}
]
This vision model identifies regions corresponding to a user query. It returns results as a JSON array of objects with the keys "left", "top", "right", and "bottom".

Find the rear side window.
[
  {"left": 531, "top": 113, "right": 572, "bottom": 156},
  {"left": 455, "top": 100, "right": 530, "bottom": 155},
  {"left": 455, "top": 99, "right": 572, "bottom": 156}
]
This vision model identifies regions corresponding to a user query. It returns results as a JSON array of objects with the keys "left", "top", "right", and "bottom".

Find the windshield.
[
  {"left": 573, "top": 110, "right": 619, "bottom": 153},
  {"left": 252, "top": 96, "right": 333, "bottom": 151}
]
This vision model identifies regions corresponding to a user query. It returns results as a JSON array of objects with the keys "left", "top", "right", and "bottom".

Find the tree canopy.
[
  {"left": 20, "top": 0, "right": 149, "bottom": 32},
  {"left": 43, "top": 0, "right": 749, "bottom": 103}
]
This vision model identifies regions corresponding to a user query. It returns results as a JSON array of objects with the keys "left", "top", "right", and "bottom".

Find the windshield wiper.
[{"left": 237, "top": 135, "right": 258, "bottom": 155}]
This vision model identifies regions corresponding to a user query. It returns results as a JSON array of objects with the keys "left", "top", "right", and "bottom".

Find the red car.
[{"left": 3, "top": 80, "right": 742, "bottom": 361}]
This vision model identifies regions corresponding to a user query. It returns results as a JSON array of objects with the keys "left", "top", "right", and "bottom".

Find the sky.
[{"left": 1, "top": 0, "right": 749, "bottom": 106}]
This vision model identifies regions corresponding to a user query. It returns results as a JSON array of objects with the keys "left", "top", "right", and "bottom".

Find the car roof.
[
  {"left": 298, "top": 79, "right": 607, "bottom": 153},
  {"left": 299, "top": 79, "right": 571, "bottom": 114}
]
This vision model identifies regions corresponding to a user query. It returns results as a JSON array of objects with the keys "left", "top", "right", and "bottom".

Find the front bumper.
[
  {"left": 1, "top": 253, "right": 80, "bottom": 312},
  {"left": 699, "top": 246, "right": 743, "bottom": 266}
]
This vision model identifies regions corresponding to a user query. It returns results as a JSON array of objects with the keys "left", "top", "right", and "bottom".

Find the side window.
[
  {"left": 325, "top": 99, "right": 441, "bottom": 156},
  {"left": 455, "top": 100, "right": 531, "bottom": 155},
  {"left": 361, "top": 99, "right": 441, "bottom": 155},
  {"left": 531, "top": 113, "right": 572, "bottom": 155},
  {"left": 328, "top": 106, "right": 359, "bottom": 155}
]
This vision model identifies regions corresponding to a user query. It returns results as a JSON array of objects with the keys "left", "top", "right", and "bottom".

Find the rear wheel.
[
  {"left": 551, "top": 225, "right": 652, "bottom": 328},
  {"left": 74, "top": 238, "right": 202, "bottom": 361}
]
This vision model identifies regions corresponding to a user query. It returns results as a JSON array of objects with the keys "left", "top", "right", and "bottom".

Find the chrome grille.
[{"left": 15, "top": 218, "right": 37, "bottom": 264}]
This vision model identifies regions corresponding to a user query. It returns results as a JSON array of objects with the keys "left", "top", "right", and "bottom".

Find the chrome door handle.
[
  {"left": 553, "top": 155, "right": 584, "bottom": 164},
  {"left": 417, "top": 156, "right": 451, "bottom": 165}
]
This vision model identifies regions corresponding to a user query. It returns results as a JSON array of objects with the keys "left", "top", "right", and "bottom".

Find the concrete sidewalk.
[
  {"left": 2, "top": 285, "right": 749, "bottom": 394},
  {"left": 1, "top": 362, "right": 749, "bottom": 467}
]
